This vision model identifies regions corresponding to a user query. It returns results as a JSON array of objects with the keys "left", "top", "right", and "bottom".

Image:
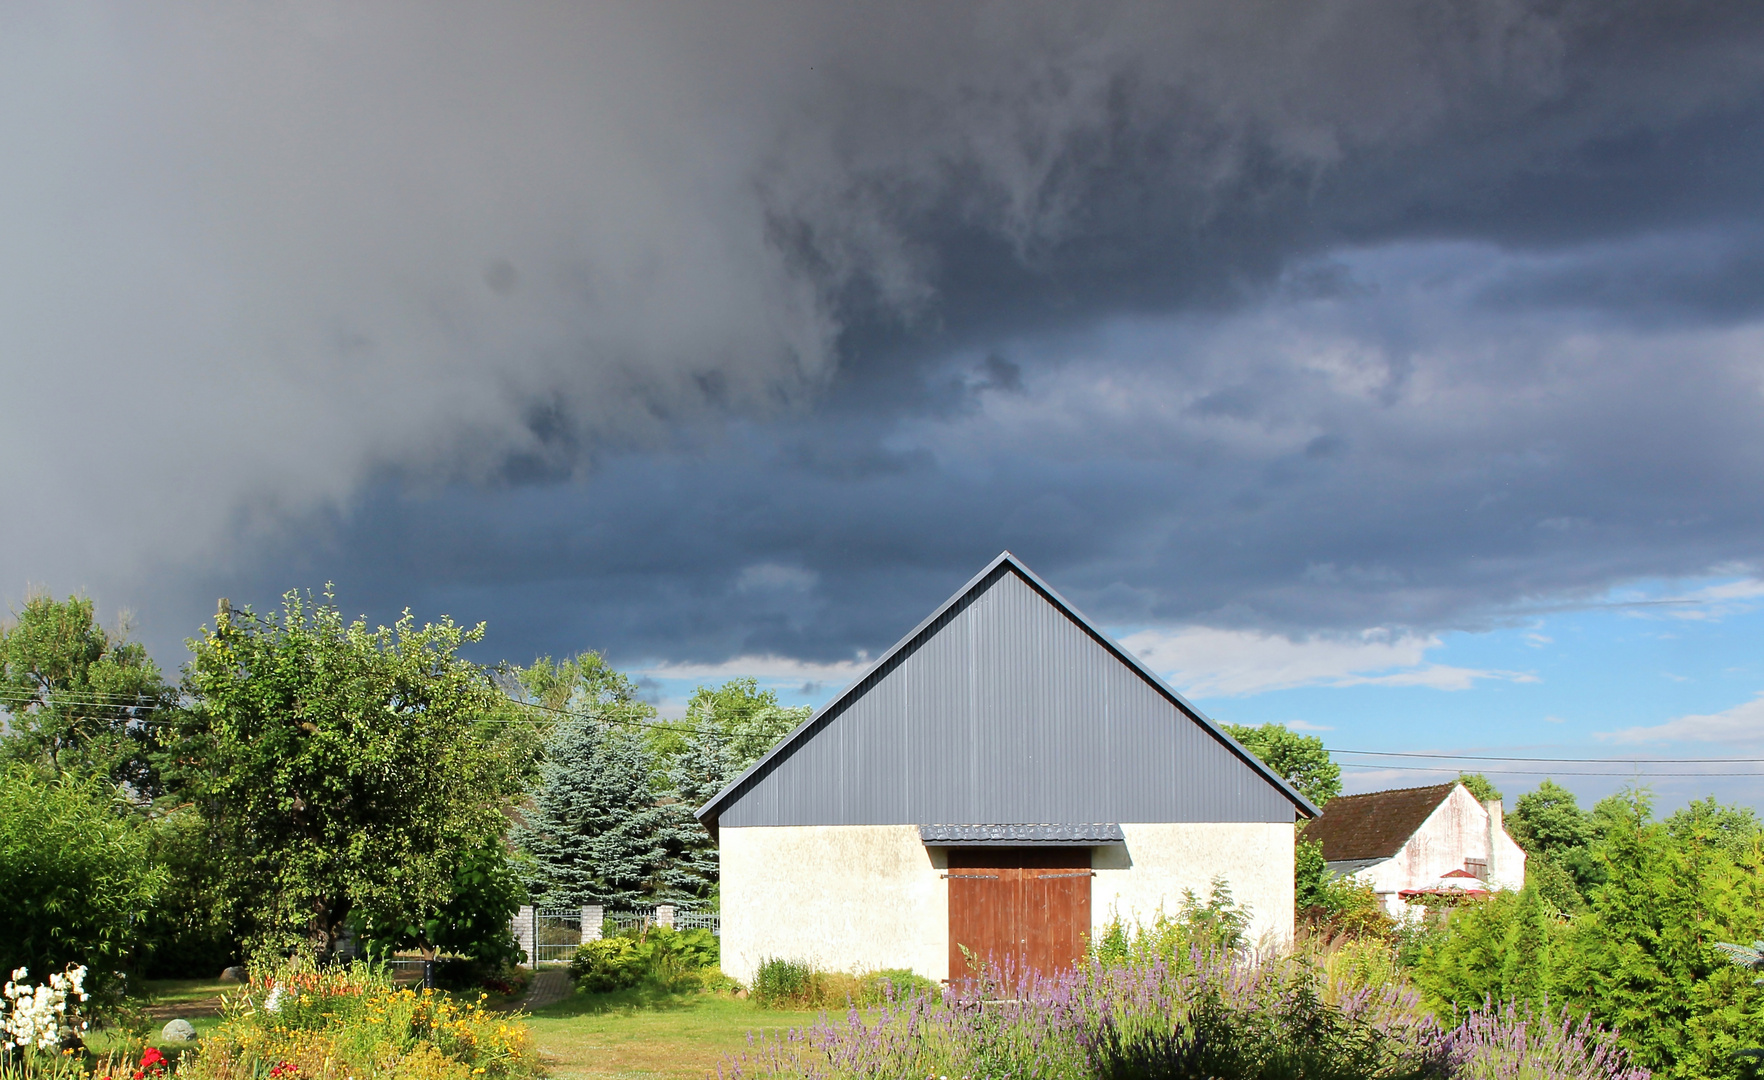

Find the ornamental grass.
[{"left": 176, "top": 961, "right": 537, "bottom": 1080}]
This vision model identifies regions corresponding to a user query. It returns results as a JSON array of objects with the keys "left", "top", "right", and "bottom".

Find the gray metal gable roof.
[{"left": 697, "top": 552, "right": 1319, "bottom": 830}]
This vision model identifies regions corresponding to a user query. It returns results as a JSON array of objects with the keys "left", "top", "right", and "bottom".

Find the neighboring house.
[
  {"left": 696, "top": 551, "right": 1319, "bottom": 985},
  {"left": 1304, "top": 782, "right": 1526, "bottom": 918}
]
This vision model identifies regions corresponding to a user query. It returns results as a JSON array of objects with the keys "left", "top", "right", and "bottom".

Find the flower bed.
[
  {"left": 721, "top": 954, "right": 1647, "bottom": 1080},
  {"left": 177, "top": 961, "right": 538, "bottom": 1080}
]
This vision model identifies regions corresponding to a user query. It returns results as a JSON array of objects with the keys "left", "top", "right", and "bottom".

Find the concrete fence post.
[
  {"left": 514, "top": 904, "right": 535, "bottom": 966},
  {"left": 581, "top": 905, "right": 604, "bottom": 943},
  {"left": 656, "top": 904, "right": 675, "bottom": 931}
]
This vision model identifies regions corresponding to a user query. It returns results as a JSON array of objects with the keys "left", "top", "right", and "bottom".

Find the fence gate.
[{"left": 532, "top": 907, "right": 583, "bottom": 965}]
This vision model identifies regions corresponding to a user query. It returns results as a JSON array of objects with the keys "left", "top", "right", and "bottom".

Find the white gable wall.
[
  {"left": 1347, "top": 787, "right": 1527, "bottom": 916},
  {"left": 719, "top": 821, "right": 1295, "bottom": 984}
]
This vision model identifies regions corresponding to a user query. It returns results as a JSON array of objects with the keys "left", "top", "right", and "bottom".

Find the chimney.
[{"left": 1484, "top": 799, "right": 1504, "bottom": 883}]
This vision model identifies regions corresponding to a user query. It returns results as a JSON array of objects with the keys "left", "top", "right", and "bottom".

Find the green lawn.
[
  {"left": 120, "top": 977, "right": 821, "bottom": 1079},
  {"left": 526, "top": 988, "right": 820, "bottom": 1080},
  {"left": 139, "top": 978, "right": 236, "bottom": 1006}
]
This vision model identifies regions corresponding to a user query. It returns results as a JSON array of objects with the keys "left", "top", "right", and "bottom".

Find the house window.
[{"left": 1464, "top": 858, "right": 1488, "bottom": 880}]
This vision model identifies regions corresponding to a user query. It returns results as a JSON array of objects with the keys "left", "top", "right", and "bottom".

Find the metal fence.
[
  {"left": 674, "top": 910, "right": 720, "bottom": 934},
  {"left": 515, "top": 905, "right": 720, "bottom": 965}
]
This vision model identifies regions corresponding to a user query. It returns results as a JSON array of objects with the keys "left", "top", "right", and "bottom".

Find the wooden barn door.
[{"left": 947, "top": 847, "right": 1091, "bottom": 983}]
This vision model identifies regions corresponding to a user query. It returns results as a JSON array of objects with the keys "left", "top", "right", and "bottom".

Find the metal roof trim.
[
  {"left": 696, "top": 551, "right": 1320, "bottom": 827},
  {"left": 919, "top": 823, "right": 1125, "bottom": 845}
]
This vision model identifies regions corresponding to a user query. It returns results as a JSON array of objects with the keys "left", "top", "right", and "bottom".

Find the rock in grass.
[
  {"left": 219, "top": 966, "right": 247, "bottom": 982},
  {"left": 161, "top": 1020, "right": 197, "bottom": 1043}
]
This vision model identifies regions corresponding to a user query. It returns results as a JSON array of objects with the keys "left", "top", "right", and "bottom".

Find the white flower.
[{"left": 265, "top": 985, "right": 286, "bottom": 1013}]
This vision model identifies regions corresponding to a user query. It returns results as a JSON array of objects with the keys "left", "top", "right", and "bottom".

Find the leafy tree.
[
  {"left": 179, "top": 589, "right": 519, "bottom": 957},
  {"left": 0, "top": 765, "right": 166, "bottom": 996},
  {"left": 1667, "top": 797, "right": 1762, "bottom": 857},
  {"left": 1455, "top": 771, "right": 1503, "bottom": 804},
  {"left": 1510, "top": 779, "right": 1605, "bottom": 903},
  {"left": 682, "top": 677, "right": 808, "bottom": 770},
  {"left": 139, "top": 807, "right": 239, "bottom": 977},
  {"left": 0, "top": 594, "right": 172, "bottom": 789},
  {"left": 514, "top": 714, "right": 666, "bottom": 907},
  {"left": 1511, "top": 779, "right": 1596, "bottom": 853},
  {"left": 351, "top": 843, "right": 526, "bottom": 966},
  {"left": 1221, "top": 723, "right": 1341, "bottom": 807}
]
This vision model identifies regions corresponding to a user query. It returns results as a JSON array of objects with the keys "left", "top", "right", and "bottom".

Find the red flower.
[{"left": 139, "top": 1049, "right": 166, "bottom": 1069}]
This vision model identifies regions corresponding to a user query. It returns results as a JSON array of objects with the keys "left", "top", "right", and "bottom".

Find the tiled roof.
[{"left": 1304, "top": 783, "right": 1458, "bottom": 861}]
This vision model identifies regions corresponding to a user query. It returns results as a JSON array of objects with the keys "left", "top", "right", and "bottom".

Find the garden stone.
[
  {"left": 219, "top": 966, "right": 247, "bottom": 982},
  {"left": 161, "top": 1020, "right": 197, "bottom": 1043}
]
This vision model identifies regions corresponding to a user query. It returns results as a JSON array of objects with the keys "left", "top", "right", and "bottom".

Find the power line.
[
  {"left": 1337, "top": 762, "right": 1764, "bottom": 778},
  {"left": 1328, "top": 747, "right": 1761, "bottom": 764}
]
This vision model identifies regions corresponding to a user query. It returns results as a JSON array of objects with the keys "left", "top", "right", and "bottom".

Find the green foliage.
[
  {"left": 0, "top": 765, "right": 166, "bottom": 998},
  {"left": 1090, "top": 877, "right": 1254, "bottom": 967},
  {"left": 1221, "top": 723, "right": 1341, "bottom": 807},
  {"left": 749, "top": 958, "right": 936, "bottom": 1009},
  {"left": 1456, "top": 772, "right": 1503, "bottom": 804},
  {"left": 178, "top": 588, "right": 521, "bottom": 957},
  {"left": 569, "top": 936, "right": 645, "bottom": 992},
  {"left": 1410, "top": 886, "right": 1568, "bottom": 1013},
  {"left": 515, "top": 714, "right": 666, "bottom": 907},
  {"left": 138, "top": 806, "right": 238, "bottom": 976},
  {"left": 352, "top": 843, "right": 526, "bottom": 965},
  {"left": 568, "top": 926, "right": 720, "bottom": 993},
  {"left": 657, "top": 677, "right": 809, "bottom": 901},
  {"left": 1093, "top": 977, "right": 1448, "bottom": 1080},
  {"left": 1411, "top": 785, "right": 1764, "bottom": 1080},
  {"left": 683, "top": 678, "right": 809, "bottom": 768},
  {"left": 0, "top": 594, "right": 173, "bottom": 789},
  {"left": 1302, "top": 876, "right": 1396, "bottom": 943},
  {"left": 1511, "top": 780, "right": 1607, "bottom": 906},
  {"left": 1295, "top": 831, "right": 1328, "bottom": 908}
]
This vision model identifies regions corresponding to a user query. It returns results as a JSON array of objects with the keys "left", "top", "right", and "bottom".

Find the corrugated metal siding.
[{"left": 717, "top": 567, "right": 1296, "bottom": 827}]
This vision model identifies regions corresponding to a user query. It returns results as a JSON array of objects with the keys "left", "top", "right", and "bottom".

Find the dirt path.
[
  {"left": 520, "top": 968, "right": 574, "bottom": 1011},
  {"left": 145, "top": 997, "right": 225, "bottom": 1021}
]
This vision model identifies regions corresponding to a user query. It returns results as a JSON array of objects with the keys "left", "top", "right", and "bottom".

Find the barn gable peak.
[{"left": 697, "top": 552, "right": 1318, "bottom": 831}]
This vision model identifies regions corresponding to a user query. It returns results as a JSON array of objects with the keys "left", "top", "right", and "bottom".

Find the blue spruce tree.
[{"left": 515, "top": 714, "right": 666, "bottom": 908}]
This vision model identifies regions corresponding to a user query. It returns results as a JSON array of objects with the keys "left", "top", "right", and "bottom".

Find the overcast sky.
[{"left": 5, "top": 2, "right": 1764, "bottom": 808}]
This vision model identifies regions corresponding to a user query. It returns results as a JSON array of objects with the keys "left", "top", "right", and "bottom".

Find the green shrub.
[
  {"left": 569, "top": 937, "right": 644, "bottom": 992},
  {"left": 1089, "top": 877, "right": 1255, "bottom": 969},
  {"left": 753, "top": 958, "right": 817, "bottom": 1007},
  {"left": 568, "top": 926, "right": 721, "bottom": 993},
  {"left": 0, "top": 765, "right": 166, "bottom": 1005},
  {"left": 751, "top": 959, "right": 939, "bottom": 1009}
]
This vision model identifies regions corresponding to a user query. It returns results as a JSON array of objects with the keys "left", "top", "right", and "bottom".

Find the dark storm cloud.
[
  {"left": 6, "top": 2, "right": 1764, "bottom": 666},
  {"left": 157, "top": 236, "right": 1764, "bottom": 669}
]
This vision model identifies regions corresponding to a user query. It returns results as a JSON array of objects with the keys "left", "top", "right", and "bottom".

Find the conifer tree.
[
  {"left": 514, "top": 715, "right": 665, "bottom": 908},
  {"left": 654, "top": 678, "right": 809, "bottom": 902},
  {"left": 656, "top": 724, "right": 733, "bottom": 903}
]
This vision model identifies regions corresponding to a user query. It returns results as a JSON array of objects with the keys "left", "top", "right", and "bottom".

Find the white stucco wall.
[
  {"left": 719, "top": 824, "right": 948, "bottom": 984},
  {"left": 1348, "top": 789, "right": 1528, "bottom": 916},
  {"left": 718, "top": 821, "right": 1296, "bottom": 984},
  {"left": 1093, "top": 823, "right": 1295, "bottom": 953}
]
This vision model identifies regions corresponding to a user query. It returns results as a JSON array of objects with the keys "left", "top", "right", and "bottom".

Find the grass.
[
  {"left": 525, "top": 987, "right": 819, "bottom": 1080},
  {"left": 138, "top": 979, "right": 235, "bottom": 1004},
  {"left": 99, "top": 976, "right": 824, "bottom": 1079}
]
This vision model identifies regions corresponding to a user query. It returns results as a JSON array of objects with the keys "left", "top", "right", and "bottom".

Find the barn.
[{"left": 695, "top": 552, "right": 1318, "bottom": 984}]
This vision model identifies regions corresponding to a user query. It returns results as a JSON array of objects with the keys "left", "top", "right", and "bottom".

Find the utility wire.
[
  {"left": 1337, "top": 762, "right": 1764, "bottom": 777},
  {"left": 1328, "top": 747, "right": 1761, "bottom": 764}
]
